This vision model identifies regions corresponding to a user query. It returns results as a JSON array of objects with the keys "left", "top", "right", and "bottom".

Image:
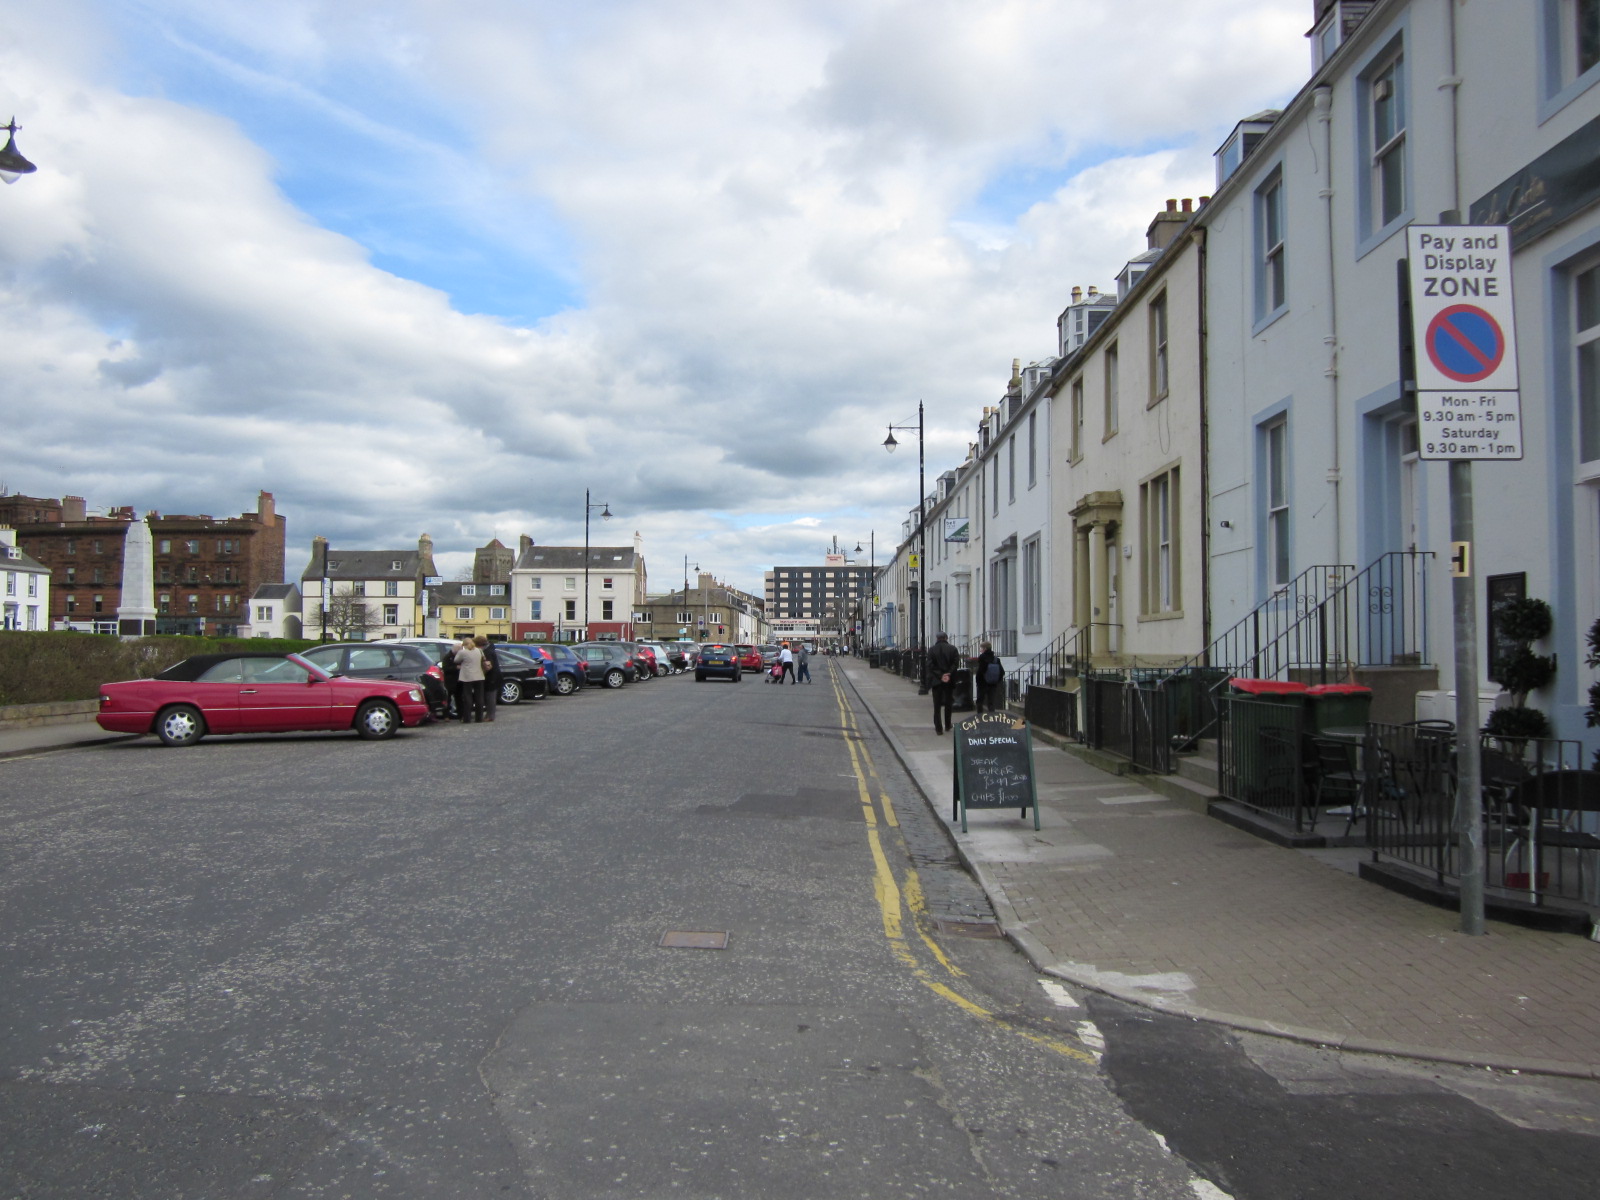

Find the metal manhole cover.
[
  {"left": 934, "top": 920, "right": 1003, "bottom": 939},
  {"left": 660, "top": 930, "right": 730, "bottom": 949}
]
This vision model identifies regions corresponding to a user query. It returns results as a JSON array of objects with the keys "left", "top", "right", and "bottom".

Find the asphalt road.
[{"left": 4, "top": 659, "right": 1600, "bottom": 1199}]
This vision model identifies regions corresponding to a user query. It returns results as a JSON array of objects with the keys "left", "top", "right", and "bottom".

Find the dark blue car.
[
  {"left": 695, "top": 643, "right": 741, "bottom": 682},
  {"left": 523, "top": 643, "right": 588, "bottom": 695}
]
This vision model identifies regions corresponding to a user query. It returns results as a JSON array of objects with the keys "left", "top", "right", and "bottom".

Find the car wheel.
[
  {"left": 604, "top": 668, "right": 625, "bottom": 689},
  {"left": 554, "top": 673, "right": 577, "bottom": 696},
  {"left": 356, "top": 700, "right": 400, "bottom": 739},
  {"left": 733, "top": 670, "right": 742, "bottom": 682},
  {"left": 500, "top": 679, "right": 523, "bottom": 705},
  {"left": 155, "top": 704, "right": 205, "bottom": 747},
  {"left": 696, "top": 671, "right": 706, "bottom": 681}
]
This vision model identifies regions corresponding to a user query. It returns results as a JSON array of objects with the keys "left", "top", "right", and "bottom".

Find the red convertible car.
[{"left": 97, "top": 652, "right": 433, "bottom": 747}]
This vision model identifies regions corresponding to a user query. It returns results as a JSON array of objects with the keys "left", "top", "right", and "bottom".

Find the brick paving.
[{"left": 840, "top": 660, "right": 1600, "bottom": 1078}]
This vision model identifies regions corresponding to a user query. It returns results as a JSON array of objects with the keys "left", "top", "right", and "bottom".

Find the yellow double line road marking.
[{"left": 826, "top": 664, "right": 1095, "bottom": 1065}]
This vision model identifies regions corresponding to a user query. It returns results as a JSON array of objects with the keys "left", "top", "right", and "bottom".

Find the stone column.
[{"left": 1088, "top": 522, "right": 1107, "bottom": 658}]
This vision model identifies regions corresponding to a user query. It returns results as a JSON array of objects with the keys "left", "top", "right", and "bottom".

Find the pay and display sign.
[{"left": 1407, "top": 225, "right": 1522, "bottom": 460}]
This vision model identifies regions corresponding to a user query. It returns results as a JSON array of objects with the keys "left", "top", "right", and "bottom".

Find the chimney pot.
[
  {"left": 1071, "top": 285, "right": 1082, "bottom": 302},
  {"left": 1182, "top": 197, "right": 1193, "bottom": 213},
  {"left": 1199, "top": 195, "right": 1211, "bottom": 206},
  {"left": 1087, "top": 285, "right": 1099, "bottom": 297},
  {"left": 1166, "top": 198, "right": 1177, "bottom": 212}
]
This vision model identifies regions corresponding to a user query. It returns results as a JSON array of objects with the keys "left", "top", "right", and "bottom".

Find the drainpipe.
[{"left": 1313, "top": 85, "right": 1343, "bottom": 569}]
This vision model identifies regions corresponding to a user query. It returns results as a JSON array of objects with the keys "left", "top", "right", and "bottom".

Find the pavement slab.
[{"left": 840, "top": 660, "right": 1600, "bottom": 1078}]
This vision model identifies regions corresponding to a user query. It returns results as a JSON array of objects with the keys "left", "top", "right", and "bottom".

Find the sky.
[{"left": 0, "top": 0, "right": 1312, "bottom": 592}]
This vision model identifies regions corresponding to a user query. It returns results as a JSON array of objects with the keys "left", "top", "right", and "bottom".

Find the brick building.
[{"left": 4, "top": 491, "right": 287, "bottom": 635}]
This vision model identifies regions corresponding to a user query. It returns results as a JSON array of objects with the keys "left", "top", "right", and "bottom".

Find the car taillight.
[{"left": 425, "top": 664, "right": 444, "bottom": 680}]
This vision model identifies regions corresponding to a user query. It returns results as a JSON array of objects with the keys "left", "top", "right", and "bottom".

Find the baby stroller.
[{"left": 767, "top": 660, "right": 785, "bottom": 683}]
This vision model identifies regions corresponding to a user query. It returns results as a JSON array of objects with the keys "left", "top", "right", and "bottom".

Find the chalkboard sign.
[{"left": 952, "top": 711, "right": 1039, "bottom": 832}]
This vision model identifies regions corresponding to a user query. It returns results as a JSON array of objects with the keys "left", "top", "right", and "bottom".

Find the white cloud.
[{"left": 0, "top": 0, "right": 1310, "bottom": 589}]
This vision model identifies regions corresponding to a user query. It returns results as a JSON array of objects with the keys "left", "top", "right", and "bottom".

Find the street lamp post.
[
  {"left": 0, "top": 119, "right": 37, "bottom": 184},
  {"left": 884, "top": 402, "right": 928, "bottom": 693},
  {"left": 682, "top": 556, "right": 700, "bottom": 637},
  {"left": 582, "top": 489, "right": 612, "bottom": 638},
  {"left": 854, "top": 533, "right": 874, "bottom": 655}
]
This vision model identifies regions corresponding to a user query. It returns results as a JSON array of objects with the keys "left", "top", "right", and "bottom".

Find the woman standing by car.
[{"left": 454, "top": 635, "right": 487, "bottom": 723}]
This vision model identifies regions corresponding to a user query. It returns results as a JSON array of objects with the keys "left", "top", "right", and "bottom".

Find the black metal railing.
[
  {"left": 1006, "top": 627, "right": 1086, "bottom": 706},
  {"left": 1217, "top": 693, "right": 1312, "bottom": 829},
  {"left": 1080, "top": 671, "right": 1176, "bottom": 773},
  {"left": 1364, "top": 727, "right": 1594, "bottom": 906},
  {"left": 1023, "top": 683, "right": 1078, "bottom": 741},
  {"left": 985, "top": 628, "right": 1018, "bottom": 657}
]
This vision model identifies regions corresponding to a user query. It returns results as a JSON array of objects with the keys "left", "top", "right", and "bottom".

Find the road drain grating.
[
  {"left": 660, "top": 930, "right": 730, "bottom": 949},
  {"left": 934, "top": 920, "right": 1004, "bottom": 939}
]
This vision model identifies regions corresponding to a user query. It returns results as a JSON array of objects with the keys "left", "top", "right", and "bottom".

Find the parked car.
[
  {"left": 670, "top": 641, "right": 701, "bottom": 667},
  {"left": 645, "top": 641, "right": 688, "bottom": 673},
  {"left": 298, "top": 641, "right": 450, "bottom": 717},
  {"left": 393, "top": 637, "right": 547, "bottom": 706},
  {"left": 484, "top": 643, "right": 553, "bottom": 703},
  {"left": 622, "top": 641, "right": 662, "bottom": 678},
  {"left": 96, "top": 652, "right": 431, "bottom": 746},
  {"left": 573, "top": 642, "right": 638, "bottom": 688},
  {"left": 759, "top": 644, "right": 781, "bottom": 668},
  {"left": 696, "top": 643, "right": 742, "bottom": 682},
  {"left": 525, "top": 643, "right": 588, "bottom": 695},
  {"left": 734, "top": 644, "right": 763, "bottom": 673}
]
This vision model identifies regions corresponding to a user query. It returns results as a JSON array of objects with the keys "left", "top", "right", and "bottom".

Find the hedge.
[{"left": 0, "top": 631, "right": 317, "bottom": 707}]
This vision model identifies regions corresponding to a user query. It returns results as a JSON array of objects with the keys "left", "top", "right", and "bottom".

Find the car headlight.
[{"left": 408, "top": 689, "right": 423, "bottom": 701}]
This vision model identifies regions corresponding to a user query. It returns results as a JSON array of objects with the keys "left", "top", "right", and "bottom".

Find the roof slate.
[{"left": 513, "top": 546, "right": 637, "bottom": 571}]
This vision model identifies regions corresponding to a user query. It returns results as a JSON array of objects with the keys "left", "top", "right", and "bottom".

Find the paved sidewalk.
[
  {"left": 0, "top": 716, "right": 133, "bottom": 760},
  {"left": 839, "top": 660, "right": 1600, "bottom": 1079}
]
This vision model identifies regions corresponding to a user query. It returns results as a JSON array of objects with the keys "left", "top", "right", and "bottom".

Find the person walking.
[
  {"left": 453, "top": 635, "right": 487, "bottom": 724},
  {"left": 975, "top": 641, "right": 1004, "bottom": 714},
  {"left": 778, "top": 641, "right": 796, "bottom": 684},
  {"left": 476, "top": 634, "right": 501, "bottom": 722},
  {"left": 927, "top": 632, "right": 962, "bottom": 734},
  {"left": 795, "top": 642, "right": 811, "bottom": 683}
]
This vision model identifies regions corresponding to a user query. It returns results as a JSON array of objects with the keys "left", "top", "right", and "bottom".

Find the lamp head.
[
  {"left": 0, "top": 119, "right": 37, "bottom": 184},
  {"left": 601, "top": 505, "right": 613, "bottom": 521},
  {"left": 883, "top": 429, "right": 898, "bottom": 453}
]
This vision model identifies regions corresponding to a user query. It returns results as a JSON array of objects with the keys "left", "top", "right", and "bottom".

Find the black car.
[
  {"left": 393, "top": 638, "right": 548, "bottom": 706},
  {"left": 483, "top": 643, "right": 553, "bottom": 703},
  {"left": 694, "top": 643, "right": 741, "bottom": 682},
  {"left": 299, "top": 642, "right": 450, "bottom": 716},
  {"left": 573, "top": 642, "right": 637, "bottom": 689},
  {"left": 526, "top": 643, "right": 588, "bottom": 695}
]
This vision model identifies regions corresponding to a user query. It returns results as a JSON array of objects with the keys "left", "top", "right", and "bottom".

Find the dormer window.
[
  {"left": 462, "top": 584, "right": 477, "bottom": 596},
  {"left": 1215, "top": 111, "right": 1279, "bottom": 187},
  {"left": 390, "top": 560, "right": 402, "bottom": 571}
]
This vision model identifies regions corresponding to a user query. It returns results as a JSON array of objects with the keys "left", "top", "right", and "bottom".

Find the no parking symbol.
[{"left": 1424, "top": 304, "right": 1506, "bottom": 384}]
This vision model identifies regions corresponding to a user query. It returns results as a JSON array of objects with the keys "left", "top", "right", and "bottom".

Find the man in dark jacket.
[
  {"left": 927, "top": 632, "right": 962, "bottom": 734},
  {"left": 974, "top": 641, "right": 1004, "bottom": 713}
]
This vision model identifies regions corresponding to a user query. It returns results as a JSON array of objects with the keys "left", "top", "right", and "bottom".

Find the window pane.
[
  {"left": 1268, "top": 423, "right": 1286, "bottom": 506},
  {"left": 1272, "top": 514, "right": 1291, "bottom": 586},
  {"left": 1379, "top": 147, "right": 1405, "bottom": 225},
  {"left": 1580, "top": 339, "right": 1600, "bottom": 462},
  {"left": 1581, "top": 0, "right": 1600, "bottom": 75},
  {"left": 1578, "top": 265, "right": 1600, "bottom": 331}
]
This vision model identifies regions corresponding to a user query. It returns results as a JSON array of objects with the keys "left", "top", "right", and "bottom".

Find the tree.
[{"left": 326, "top": 583, "right": 379, "bottom": 641}]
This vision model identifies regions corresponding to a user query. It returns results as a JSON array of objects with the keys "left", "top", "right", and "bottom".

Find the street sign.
[
  {"left": 1407, "top": 225, "right": 1522, "bottom": 460},
  {"left": 1407, "top": 226, "right": 1518, "bottom": 391}
]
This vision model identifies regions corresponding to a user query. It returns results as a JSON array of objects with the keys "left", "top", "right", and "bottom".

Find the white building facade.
[
  {"left": 0, "top": 528, "right": 49, "bottom": 631},
  {"left": 1198, "top": 0, "right": 1600, "bottom": 744}
]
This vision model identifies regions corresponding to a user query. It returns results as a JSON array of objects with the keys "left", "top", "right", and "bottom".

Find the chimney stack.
[
  {"left": 1147, "top": 199, "right": 1195, "bottom": 250},
  {"left": 62, "top": 496, "right": 86, "bottom": 523}
]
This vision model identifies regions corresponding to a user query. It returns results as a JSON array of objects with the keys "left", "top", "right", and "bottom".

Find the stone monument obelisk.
[{"left": 117, "top": 512, "right": 157, "bottom": 637}]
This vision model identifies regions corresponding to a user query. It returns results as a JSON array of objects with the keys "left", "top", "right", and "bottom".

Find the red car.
[
  {"left": 97, "top": 652, "right": 432, "bottom": 746},
  {"left": 734, "top": 643, "right": 763, "bottom": 673}
]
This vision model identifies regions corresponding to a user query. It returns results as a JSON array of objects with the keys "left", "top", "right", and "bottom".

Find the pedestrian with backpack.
[{"left": 975, "top": 641, "right": 1004, "bottom": 714}]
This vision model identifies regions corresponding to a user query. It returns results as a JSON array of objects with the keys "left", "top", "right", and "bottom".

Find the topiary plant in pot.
[{"left": 1484, "top": 596, "right": 1556, "bottom": 755}]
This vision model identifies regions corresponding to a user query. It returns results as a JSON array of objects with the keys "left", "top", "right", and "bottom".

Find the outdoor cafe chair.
[{"left": 1506, "top": 769, "right": 1600, "bottom": 903}]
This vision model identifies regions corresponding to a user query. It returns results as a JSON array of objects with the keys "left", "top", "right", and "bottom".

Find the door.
[{"left": 237, "top": 657, "right": 334, "bottom": 732}]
